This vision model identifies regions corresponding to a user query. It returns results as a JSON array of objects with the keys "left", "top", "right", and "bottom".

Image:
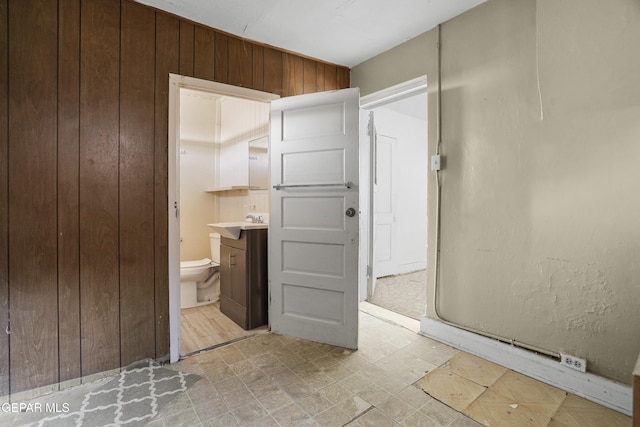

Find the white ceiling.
[{"left": 135, "top": 0, "right": 486, "bottom": 67}]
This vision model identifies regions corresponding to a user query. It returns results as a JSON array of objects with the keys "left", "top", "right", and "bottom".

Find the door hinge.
[{"left": 366, "top": 265, "right": 372, "bottom": 278}]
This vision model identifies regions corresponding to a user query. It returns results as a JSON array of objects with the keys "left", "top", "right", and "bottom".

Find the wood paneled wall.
[{"left": 0, "top": 0, "right": 349, "bottom": 396}]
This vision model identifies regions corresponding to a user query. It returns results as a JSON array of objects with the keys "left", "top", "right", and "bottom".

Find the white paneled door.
[
  {"left": 374, "top": 134, "right": 398, "bottom": 278},
  {"left": 269, "top": 88, "right": 360, "bottom": 349}
]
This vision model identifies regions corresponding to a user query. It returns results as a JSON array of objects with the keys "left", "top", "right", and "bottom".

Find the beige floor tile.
[
  {"left": 403, "top": 339, "right": 460, "bottom": 367},
  {"left": 232, "top": 400, "right": 269, "bottom": 424},
  {"left": 256, "top": 388, "right": 295, "bottom": 413},
  {"left": 336, "top": 395, "right": 373, "bottom": 418},
  {"left": 193, "top": 396, "right": 229, "bottom": 422},
  {"left": 448, "top": 352, "right": 508, "bottom": 387},
  {"left": 357, "top": 384, "right": 393, "bottom": 407},
  {"left": 549, "top": 393, "right": 631, "bottom": 427},
  {"left": 400, "top": 410, "right": 440, "bottom": 426},
  {"left": 222, "top": 385, "right": 257, "bottom": 409},
  {"left": 355, "top": 407, "right": 396, "bottom": 427},
  {"left": 270, "top": 402, "right": 312, "bottom": 426},
  {"left": 489, "top": 370, "right": 566, "bottom": 418},
  {"left": 449, "top": 414, "right": 485, "bottom": 427},
  {"left": 246, "top": 414, "right": 281, "bottom": 427},
  {"left": 203, "top": 411, "right": 240, "bottom": 426},
  {"left": 316, "top": 382, "right": 352, "bottom": 404},
  {"left": 378, "top": 395, "right": 413, "bottom": 422},
  {"left": 465, "top": 388, "right": 550, "bottom": 427},
  {"left": 314, "top": 405, "right": 352, "bottom": 427},
  {"left": 299, "top": 392, "right": 335, "bottom": 416},
  {"left": 420, "top": 367, "right": 486, "bottom": 412},
  {"left": 420, "top": 398, "right": 464, "bottom": 425},
  {"left": 396, "top": 385, "right": 433, "bottom": 410}
]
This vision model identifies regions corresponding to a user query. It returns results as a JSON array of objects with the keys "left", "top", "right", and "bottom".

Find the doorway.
[
  {"left": 361, "top": 76, "right": 428, "bottom": 320},
  {"left": 168, "top": 74, "right": 279, "bottom": 362}
]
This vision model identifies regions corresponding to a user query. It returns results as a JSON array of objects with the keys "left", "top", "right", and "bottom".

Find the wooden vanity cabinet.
[{"left": 220, "top": 229, "right": 268, "bottom": 330}]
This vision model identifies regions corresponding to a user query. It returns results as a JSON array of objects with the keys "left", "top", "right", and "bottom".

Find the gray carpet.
[{"left": 31, "top": 359, "right": 200, "bottom": 427}]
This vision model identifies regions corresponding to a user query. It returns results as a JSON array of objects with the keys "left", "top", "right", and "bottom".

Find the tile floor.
[{"left": 0, "top": 307, "right": 631, "bottom": 426}]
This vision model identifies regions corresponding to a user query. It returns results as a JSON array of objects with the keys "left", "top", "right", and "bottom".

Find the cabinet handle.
[{"left": 228, "top": 253, "right": 236, "bottom": 267}]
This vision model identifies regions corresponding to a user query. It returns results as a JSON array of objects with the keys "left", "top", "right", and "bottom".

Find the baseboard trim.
[{"left": 420, "top": 317, "right": 632, "bottom": 416}]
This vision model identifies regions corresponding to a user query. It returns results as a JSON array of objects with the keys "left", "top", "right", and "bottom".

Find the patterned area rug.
[{"left": 32, "top": 359, "right": 200, "bottom": 427}]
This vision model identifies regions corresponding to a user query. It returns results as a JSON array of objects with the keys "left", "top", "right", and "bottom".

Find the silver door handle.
[
  {"left": 273, "top": 181, "right": 352, "bottom": 190},
  {"left": 228, "top": 254, "right": 236, "bottom": 267}
]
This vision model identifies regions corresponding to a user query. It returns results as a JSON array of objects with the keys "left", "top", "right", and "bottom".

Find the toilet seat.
[{"left": 180, "top": 258, "right": 212, "bottom": 269}]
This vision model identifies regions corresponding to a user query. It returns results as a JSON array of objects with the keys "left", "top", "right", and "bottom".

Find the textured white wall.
[{"left": 352, "top": 0, "right": 640, "bottom": 384}]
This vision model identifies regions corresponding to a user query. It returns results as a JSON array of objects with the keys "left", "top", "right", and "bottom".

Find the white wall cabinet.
[{"left": 218, "top": 139, "right": 249, "bottom": 189}]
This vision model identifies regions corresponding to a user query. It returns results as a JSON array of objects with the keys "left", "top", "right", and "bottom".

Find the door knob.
[{"left": 345, "top": 207, "right": 356, "bottom": 217}]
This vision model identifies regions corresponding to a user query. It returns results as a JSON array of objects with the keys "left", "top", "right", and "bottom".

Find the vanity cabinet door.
[{"left": 220, "top": 243, "right": 248, "bottom": 328}]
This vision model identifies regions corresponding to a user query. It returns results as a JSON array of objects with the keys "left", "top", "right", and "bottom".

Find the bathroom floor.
[{"left": 181, "top": 302, "right": 268, "bottom": 356}]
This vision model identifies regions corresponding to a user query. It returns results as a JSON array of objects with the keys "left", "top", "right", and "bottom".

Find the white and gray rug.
[{"left": 29, "top": 360, "right": 200, "bottom": 427}]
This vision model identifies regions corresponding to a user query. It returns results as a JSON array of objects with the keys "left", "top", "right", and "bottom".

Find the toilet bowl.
[{"left": 180, "top": 233, "right": 221, "bottom": 309}]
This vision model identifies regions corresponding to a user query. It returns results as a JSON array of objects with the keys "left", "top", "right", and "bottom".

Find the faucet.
[{"left": 245, "top": 213, "right": 260, "bottom": 223}]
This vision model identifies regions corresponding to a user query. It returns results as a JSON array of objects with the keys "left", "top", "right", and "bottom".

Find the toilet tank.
[{"left": 209, "top": 232, "right": 221, "bottom": 264}]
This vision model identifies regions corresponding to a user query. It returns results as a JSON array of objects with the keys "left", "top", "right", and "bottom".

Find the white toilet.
[{"left": 180, "top": 233, "right": 221, "bottom": 309}]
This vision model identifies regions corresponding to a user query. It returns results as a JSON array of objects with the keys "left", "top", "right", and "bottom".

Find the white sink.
[{"left": 207, "top": 222, "right": 268, "bottom": 240}]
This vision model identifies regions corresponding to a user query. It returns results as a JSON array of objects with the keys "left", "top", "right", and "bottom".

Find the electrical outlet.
[
  {"left": 431, "top": 154, "right": 441, "bottom": 171},
  {"left": 560, "top": 353, "right": 587, "bottom": 373}
]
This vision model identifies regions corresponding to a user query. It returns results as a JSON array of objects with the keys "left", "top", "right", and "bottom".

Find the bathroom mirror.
[{"left": 248, "top": 136, "right": 269, "bottom": 189}]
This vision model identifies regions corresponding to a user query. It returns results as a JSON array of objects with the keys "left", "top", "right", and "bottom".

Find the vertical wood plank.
[
  {"left": 194, "top": 26, "right": 214, "bottom": 81},
  {"left": 179, "top": 21, "right": 194, "bottom": 77},
  {"left": 8, "top": 0, "right": 59, "bottom": 393},
  {"left": 282, "top": 53, "right": 303, "bottom": 97},
  {"left": 303, "top": 58, "right": 317, "bottom": 94},
  {"left": 154, "top": 12, "right": 179, "bottom": 358},
  {"left": 252, "top": 45, "right": 264, "bottom": 91},
  {"left": 79, "top": 0, "right": 121, "bottom": 376},
  {"left": 263, "top": 47, "right": 282, "bottom": 96},
  {"left": 337, "top": 66, "right": 350, "bottom": 89},
  {"left": 228, "top": 36, "right": 252, "bottom": 88},
  {"left": 324, "top": 63, "right": 337, "bottom": 91},
  {"left": 0, "top": 0, "right": 8, "bottom": 398},
  {"left": 119, "top": 0, "right": 156, "bottom": 366},
  {"left": 57, "top": 0, "right": 81, "bottom": 383},
  {"left": 214, "top": 32, "right": 229, "bottom": 84},
  {"left": 315, "top": 60, "right": 325, "bottom": 93}
]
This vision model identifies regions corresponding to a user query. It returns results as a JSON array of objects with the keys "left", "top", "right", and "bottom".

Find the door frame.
[
  {"left": 168, "top": 74, "right": 278, "bottom": 363},
  {"left": 359, "top": 75, "right": 427, "bottom": 300}
]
